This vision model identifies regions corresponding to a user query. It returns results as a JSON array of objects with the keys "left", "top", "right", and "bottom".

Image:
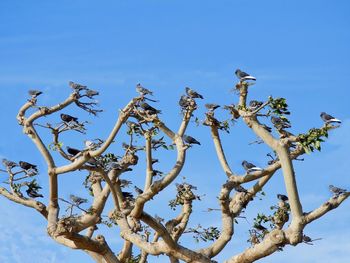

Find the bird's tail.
[
  {"left": 242, "top": 76, "right": 256, "bottom": 81},
  {"left": 328, "top": 118, "right": 342, "bottom": 123}
]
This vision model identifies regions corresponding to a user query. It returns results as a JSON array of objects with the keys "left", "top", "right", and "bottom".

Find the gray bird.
[
  {"left": 85, "top": 89, "right": 99, "bottom": 98},
  {"left": 2, "top": 158, "right": 18, "bottom": 169},
  {"left": 183, "top": 135, "right": 201, "bottom": 145},
  {"left": 136, "top": 83, "right": 153, "bottom": 96},
  {"left": 205, "top": 103, "right": 220, "bottom": 111},
  {"left": 185, "top": 87, "right": 204, "bottom": 99},
  {"left": 28, "top": 90, "right": 43, "bottom": 98},
  {"left": 61, "top": 113, "right": 78, "bottom": 123},
  {"left": 70, "top": 194, "right": 88, "bottom": 205},
  {"left": 235, "top": 69, "right": 256, "bottom": 81},
  {"left": 320, "top": 112, "right": 341, "bottom": 124},
  {"left": 242, "top": 160, "right": 263, "bottom": 172},
  {"left": 277, "top": 194, "right": 288, "bottom": 202},
  {"left": 19, "top": 161, "right": 38, "bottom": 171},
  {"left": 234, "top": 185, "right": 248, "bottom": 193},
  {"left": 69, "top": 81, "right": 87, "bottom": 90},
  {"left": 329, "top": 185, "right": 347, "bottom": 196},
  {"left": 271, "top": 116, "right": 291, "bottom": 129},
  {"left": 179, "top": 95, "right": 190, "bottom": 109},
  {"left": 140, "top": 102, "right": 161, "bottom": 115},
  {"left": 66, "top": 146, "right": 81, "bottom": 156},
  {"left": 249, "top": 100, "right": 263, "bottom": 111},
  {"left": 26, "top": 187, "right": 43, "bottom": 198}
]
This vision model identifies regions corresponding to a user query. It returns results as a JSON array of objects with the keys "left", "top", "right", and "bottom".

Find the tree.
[{"left": 0, "top": 77, "right": 348, "bottom": 263}]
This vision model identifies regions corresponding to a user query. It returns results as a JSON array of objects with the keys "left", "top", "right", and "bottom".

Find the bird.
[
  {"left": 136, "top": 83, "right": 153, "bottom": 96},
  {"left": 271, "top": 116, "right": 291, "bottom": 129},
  {"left": 242, "top": 160, "right": 263, "bottom": 172},
  {"left": 60, "top": 113, "right": 78, "bottom": 123},
  {"left": 277, "top": 194, "right": 289, "bottom": 202},
  {"left": 122, "top": 191, "right": 134, "bottom": 199},
  {"left": 205, "top": 103, "right": 220, "bottom": 111},
  {"left": 26, "top": 187, "right": 43, "bottom": 198},
  {"left": 254, "top": 224, "right": 267, "bottom": 232},
  {"left": 84, "top": 140, "right": 99, "bottom": 150},
  {"left": 66, "top": 146, "right": 81, "bottom": 156},
  {"left": 249, "top": 100, "right": 263, "bottom": 111},
  {"left": 2, "top": 158, "right": 18, "bottom": 169},
  {"left": 85, "top": 89, "right": 99, "bottom": 98},
  {"left": 329, "top": 185, "right": 347, "bottom": 196},
  {"left": 234, "top": 185, "right": 248, "bottom": 193},
  {"left": 179, "top": 95, "right": 190, "bottom": 109},
  {"left": 140, "top": 102, "right": 161, "bottom": 115},
  {"left": 19, "top": 161, "right": 38, "bottom": 171},
  {"left": 28, "top": 90, "right": 43, "bottom": 98},
  {"left": 70, "top": 194, "right": 88, "bottom": 205},
  {"left": 185, "top": 87, "right": 204, "bottom": 99},
  {"left": 183, "top": 135, "right": 201, "bottom": 145},
  {"left": 235, "top": 69, "right": 256, "bottom": 81},
  {"left": 320, "top": 112, "right": 341, "bottom": 124},
  {"left": 69, "top": 81, "right": 87, "bottom": 91}
]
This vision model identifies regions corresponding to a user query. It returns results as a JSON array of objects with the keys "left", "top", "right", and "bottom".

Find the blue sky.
[{"left": 0, "top": 1, "right": 349, "bottom": 262}]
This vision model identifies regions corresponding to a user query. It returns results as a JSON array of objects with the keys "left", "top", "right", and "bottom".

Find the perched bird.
[
  {"left": 254, "top": 224, "right": 267, "bottom": 232},
  {"left": 2, "top": 158, "right": 18, "bottom": 169},
  {"left": 179, "top": 95, "right": 190, "bottom": 109},
  {"left": 223, "top": 104, "right": 240, "bottom": 119},
  {"left": 66, "top": 146, "right": 81, "bottom": 156},
  {"left": 277, "top": 194, "right": 289, "bottom": 202},
  {"left": 242, "top": 160, "right": 263, "bottom": 172},
  {"left": 205, "top": 103, "right": 220, "bottom": 111},
  {"left": 185, "top": 87, "right": 204, "bottom": 99},
  {"left": 70, "top": 194, "right": 88, "bottom": 205},
  {"left": 183, "top": 135, "right": 201, "bottom": 145},
  {"left": 61, "top": 113, "right": 78, "bottom": 123},
  {"left": 140, "top": 102, "right": 161, "bottom": 115},
  {"left": 122, "top": 191, "right": 134, "bottom": 199},
  {"left": 19, "top": 161, "right": 38, "bottom": 171},
  {"left": 136, "top": 83, "right": 153, "bottom": 96},
  {"left": 271, "top": 116, "right": 291, "bottom": 129},
  {"left": 28, "top": 90, "right": 43, "bottom": 98},
  {"left": 320, "top": 112, "right": 341, "bottom": 124},
  {"left": 84, "top": 140, "right": 99, "bottom": 150},
  {"left": 134, "top": 186, "right": 143, "bottom": 195},
  {"left": 69, "top": 81, "right": 87, "bottom": 90},
  {"left": 235, "top": 69, "right": 256, "bottom": 81},
  {"left": 249, "top": 100, "right": 263, "bottom": 111},
  {"left": 26, "top": 187, "right": 43, "bottom": 198},
  {"left": 329, "top": 185, "right": 347, "bottom": 196},
  {"left": 85, "top": 89, "right": 99, "bottom": 98}
]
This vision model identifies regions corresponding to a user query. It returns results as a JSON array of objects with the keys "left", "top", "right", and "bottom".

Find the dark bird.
[
  {"left": 271, "top": 116, "right": 291, "bottom": 129},
  {"left": 28, "top": 90, "right": 43, "bottom": 98},
  {"left": 249, "top": 100, "right": 264, "bottom": 111},
  {"left": 183, "top": 135, "right": 201, "bottom": 145},
  {"left": 223, "top": 104, "right": 240, "bottom": 119},
  {"left": 134, "top": 186, "right": 143, "bottom": 195},
  {"left": 140, "top": 102, "right": 161, "bottom": 115},
  {"left": 26, "top": 187, "right": 43, "bottom": 198},
  {"left": 2, "top": 158, "right": 18, "bottom": 169},
  {"left": 234, "top": 185, "right": 248, "bottom": 193},
  {"left": 329, "top": 185, "right": 347, "bottom": 196},
  {"left": 205, "top": 103, "right": 220, "bottom": 111},
  {"left": 19, "top": 161, "right": 37, "bottom": 171},
  {"left": 179, "top": 95, "right": 190, "bottom": 109},
  {"left": 320, "top": 112, "right": 341, "bottom": 124},
  {"left": 66, "top": 146, "right": 81, "bottom": 156},
  {"left": 235, "top": 69, "right": 256, "bottom": 81},
  {"left": 70, "top": 194, "right": 88, "bottom": 205},
  {"left": 122, "top": 191, "right": 134, "bottom": 199},
  {"left": 242, "top": 160, "right": 263, "bottom": 172},
  {"left": 61, "top": 113, "right": 78, "bottom": 123},
  {"left": 277, "top": 194, "right": 289, "bottom": 202},
  {"left": 69, "top": 81, "right": 87, "bottom": 90},
  {"left": 136, "top": 83, "right": 153, "bottom": 96},
  {"left": 185, "top": 87, "right": 204, "bottom": 99}
]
